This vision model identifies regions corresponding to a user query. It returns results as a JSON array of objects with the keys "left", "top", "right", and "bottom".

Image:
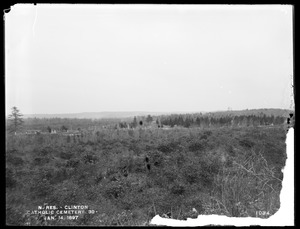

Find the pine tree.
[
  {"left": 146, "top": 115, "right": 153, "bottom": 123},
  {"left": 132, "top": 116, "right": 138, "bottom": 128},
  {"left": 7, "top": 106, "right": 24, "bottom": 134},
  {"left": 156, "top": 119, "right": 159, "bottom": 125},
  {"left": 196, "top": 117, "right": 200, "bottom": 126},
  {"left": 61, "top": 125, "right": 68, "bottom": 132}
]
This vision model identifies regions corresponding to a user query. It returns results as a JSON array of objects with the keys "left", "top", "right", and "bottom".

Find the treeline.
[
  {"left": 114, "top": 115, "right": 153, "bottom": 129},
  {"left": 159, "top": 114, "right": 286, "bottom": 128},
  {"left": 18, "top": 111, "right": 288, "bottom": 132},
  {"left": 118, "top": 113, "right": 287, "bottom": 129}
]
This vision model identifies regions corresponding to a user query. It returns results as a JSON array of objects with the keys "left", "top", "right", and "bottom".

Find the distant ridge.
[
  {"left": 22, "top": 111, "right": 177, "bottom": 119},
  {"left": 21, "top": 108, "right": 292, "bottom": 119}
]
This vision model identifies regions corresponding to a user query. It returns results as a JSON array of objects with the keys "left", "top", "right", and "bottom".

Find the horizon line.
[{"left": 17, "top": 107, "right": 293, "bottom": 116}]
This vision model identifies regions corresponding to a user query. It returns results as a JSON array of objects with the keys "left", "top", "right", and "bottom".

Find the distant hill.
[
  {"left": 22, "top": 111, "right": 176, "bottom": 119},
  {"left": 21, "top": 108, "right": 293, "bottom": 120}
]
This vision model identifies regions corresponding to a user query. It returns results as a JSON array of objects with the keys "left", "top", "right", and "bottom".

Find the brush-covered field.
[{"left": 6, "top": 125, "right": 287, "bottom": 226}]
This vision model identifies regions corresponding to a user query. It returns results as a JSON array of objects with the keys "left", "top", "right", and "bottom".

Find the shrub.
[
  {"left": 77, "top": 212, "right": 96, "bottom": 225},
  {"left": 157, "top": 144, "right": 174, "bottom": 154},
  {"left": 59, "top": 151, "right": 73, "bottom": 160},
  {"left": 65, "top": 158, "right": 80, "bottom": 168},
  {"left": 174, "top": 152, "right": 186, "bottom": 168},
  {"left": 128, "top": 129, "right": 134, "bottom": 137},
  {"left": 94, "top": 173, "right": 105, "bottom": 184},
  {"left": 131, "top": 158, "right": 145, "bottom": 173},
  {"left": 40, "top": 146, "right": 53, "bottom": 156},
  {"left": 6, "top": 149, "right": 19, "bottom": 155},
  {"left": 119, "top": 193, "right": 138, "bottom": 210},
  {"left": 239, "top": 138, "right": 255, "bottom": 149},
  {"left": 29, "top": 178, "right": 54, "bottom": 199},
  {"left": 33, "top": 157, "right": 50, "bottom": 166},
  {"left": 50, "top": 180, "right": 80, "bottom": 205},
  {"left": 170, "top": 184, "right": 185, "bottom": 195},
  {"left": 226, "top": 144, "right": 236, "bottom": 157},
  {"left": 200, "top": 134, "right": 208, "bottom": 140},
  {"left": 50, "top": 167, "right": 69, "bottom": 184},
  {"left": 150, "top": 151, "right": 164, "bottom": 167},
  {"left": 203, "top": 130, "right": 212, "bottom": 137},
  {"left": 188, "top": 141, "right": 205, "bottom": 152},
  {"left": 76, "top": 171, "right": 97, "bottom": 187},
  {"left": 103, "top": 182, "right": 125, "bottom": 199},
  {"left": 6, "top": 155, "right": 24, "bottom": 166},
  {"left": 183, "top": 165, "right": 200, "bottom": 184},
  {"left": 6, "top": 206, "right": 25, "bottom": 225},
  {"left": 185, "top": 198, "right": 205, "bottom": 214},
  {"left": 6, "top": 168, "right": 17, "bottom": 188},
  {"left": 182, "top": 159, "right": 215, "bottom": 189},
  {"left": 83, "top": 154, "right": 98, "bottom": 164}
]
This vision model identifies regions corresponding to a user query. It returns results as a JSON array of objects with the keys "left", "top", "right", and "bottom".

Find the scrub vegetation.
[{"left": 6, "top": 109, "right": 289, "bottom": 226}]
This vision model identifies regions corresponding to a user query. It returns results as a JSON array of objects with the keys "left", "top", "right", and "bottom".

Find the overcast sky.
[{"left": 5, "top": 4, "right": 293, "bottom": 115}]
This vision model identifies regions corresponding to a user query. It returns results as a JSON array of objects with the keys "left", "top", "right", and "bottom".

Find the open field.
[
  {"left": 5, "top": 3, "right": 293, "bottom": 226},
  {"left": 6, "top": 124, "right": 287, "bottom": 226}
]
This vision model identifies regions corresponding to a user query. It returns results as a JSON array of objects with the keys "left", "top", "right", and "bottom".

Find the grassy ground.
[{"left": 6, "top": 126, "right": 287, "bottom": 226}]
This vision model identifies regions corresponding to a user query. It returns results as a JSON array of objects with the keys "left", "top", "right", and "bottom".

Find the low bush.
[
  {"left": 239, "top": 138, "right": 255, "bottom": 149},
  {"left": 6, "top": 155, "right": 24, "bottom": 166},
  {"left": 6, "top": 168, "right": 17, "bottom": 188},
  {"left": 83, "top": 154, "right": 98, "bottom": 164},
  {"left": 59, "top": 151, "right": 73, "bottom": 160},
  {"left": 50, "top": 180, "right": 81, "bottom": 205},
  {"left": 170, "top": 183, "right": 185, "bottom": 195},
  {"left": 188, "top": 141, "right": 205, "bottom": 152},
  {"left": 29, "top": 178, "right": 54, "bottom": 200},
  {"left": 33, "top": 156, "right": 50, "bottom": 166},
  {"left": 103, "top": 181, "right": 125, "bottom": 199},
  {"left": 65, "top": 158, "right": 80, "bottom": 168},
  {"left": 50, "top": 167, "right": 70, "bottom": 184},
  {"left": 157, "top": 143, "right": 175, "bottom": 154},
  {"left": 6, "top": 205, "right": 26, "bottom": 226}
]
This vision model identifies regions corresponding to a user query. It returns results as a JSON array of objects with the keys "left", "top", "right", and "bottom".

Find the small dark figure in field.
[
  {"left": 122, "top": 166, "right": 128, "bottom": 177},
  {"left": 145, "top": 156, "right": 151, "bottom": 172}
]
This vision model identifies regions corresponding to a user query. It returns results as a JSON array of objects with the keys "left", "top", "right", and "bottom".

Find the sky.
[{"left": 5, "top": 4, "right": 294, "bottom": 115}]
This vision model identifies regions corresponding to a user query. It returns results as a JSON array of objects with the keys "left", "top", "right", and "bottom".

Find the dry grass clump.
[{"left": 205, "top": 149, "right": 282, "bottom": 218}]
